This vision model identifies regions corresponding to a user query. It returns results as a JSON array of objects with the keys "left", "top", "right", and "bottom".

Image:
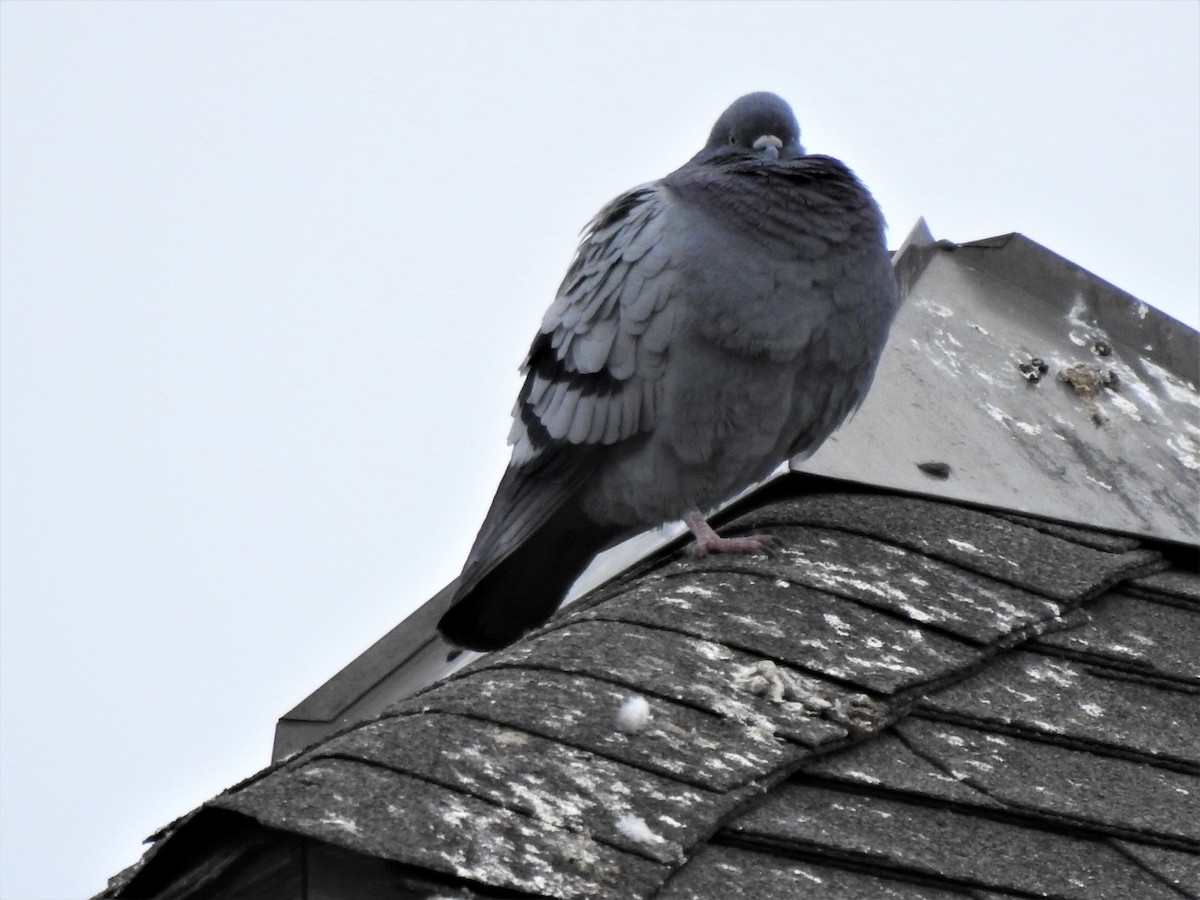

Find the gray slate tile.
[
  {"left": 726, "top": 784, "right": 1182, "bottom": 900},
  {"left": 919, "top": 650, "right": 1200, "bottom": 768},
  {"left": 1033, "top": 591, "right": 1200, "bottom": 683},
  {"left": 483, "top": 619, "right": 857, "bottom": 746},
  {"left": 313, "top": 712, "right": 743, "bottom": 865},
  {"left": 213, "top": 758, "right": 666, "bottom": 900},
  {"left": 402, "top": 668, "right": 800, "bottom": 792},
  {"left": 656, "top": 845, "right": 973, "bottom": 900},
  {"left": 1112, "top": 841, "right": 1200, "bottom": 897},
  {"left": 588, "top": 571, "right": 977, "bottom": 695},
  {"left": 1128, "top": 569, "right": 1200, "bottom": 606},
  {"left": 993, "top": 512, "right": 1143, "bottom": 552},
  {"left": 729, "top": 494, "right": 1162, "bottom": 602},
  {"left": 667, "top": 524, "right": 1066, "bottom": 644},
  {"left": 801, "top": 732, "right": 1004, "bottom": 812},
  {"left": 897, "top": 718, "right": 1200, "bottom": 844}
]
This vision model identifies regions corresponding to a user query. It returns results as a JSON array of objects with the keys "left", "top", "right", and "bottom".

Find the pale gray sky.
[{"left": 1, "top": 2, "right": 1197, "bottom": 896}]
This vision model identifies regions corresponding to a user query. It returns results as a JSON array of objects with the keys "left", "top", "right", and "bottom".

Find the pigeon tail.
[{"left": 438, "top": 502, "right": 620, "bottom": 651}]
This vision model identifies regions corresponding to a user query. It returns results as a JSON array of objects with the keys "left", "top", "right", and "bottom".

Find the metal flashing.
[{"left": 797, "top": 221, "right": 1199, "bottom": 545}]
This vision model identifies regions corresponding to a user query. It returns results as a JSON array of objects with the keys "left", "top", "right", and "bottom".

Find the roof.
[
  {"left": 101, "top": 226, "right": 1200, "bottom": 898},
  {"left": 103, "top": 492, "right": 1198, "bottom": 898},
  {"left": 272, "top": 220, "right": 1200, "bottom": 761}
]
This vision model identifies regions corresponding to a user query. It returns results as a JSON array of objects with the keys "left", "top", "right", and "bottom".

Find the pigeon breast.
[{"left": 575, "top": 152, "right": 897, "bottom": 528}]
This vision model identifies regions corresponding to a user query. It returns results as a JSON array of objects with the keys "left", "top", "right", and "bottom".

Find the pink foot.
[{"left": 684, "top": 510, "right": 775, "bottom": 557}]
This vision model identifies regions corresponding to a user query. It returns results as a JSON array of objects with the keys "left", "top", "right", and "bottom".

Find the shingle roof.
[
  {"left": 102, "top": 226, "right": 1199, "bottom": 898},
  {"left": 105, "top": 490, "right": 1197, "bottom": 899}
]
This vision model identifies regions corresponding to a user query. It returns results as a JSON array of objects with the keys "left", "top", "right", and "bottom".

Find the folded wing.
[{"left": 440, "top": 185, "right": 683, "bottom": 648}]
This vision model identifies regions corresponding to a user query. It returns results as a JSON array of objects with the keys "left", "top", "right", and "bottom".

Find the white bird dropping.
[
  {"left": 615, "top": 695, "right": 651, "bottom": 734},
  {"left": 615, "top": 813, "right": 663, "bottom": 845}
]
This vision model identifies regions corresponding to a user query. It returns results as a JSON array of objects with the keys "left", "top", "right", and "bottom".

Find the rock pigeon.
[{"left": 438, "top": 92, "right": 899, "bottom": 650}]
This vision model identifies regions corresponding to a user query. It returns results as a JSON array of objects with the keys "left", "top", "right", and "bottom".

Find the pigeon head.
[{"left": 703, "top": 91, "right": 804, "bottom": 161}]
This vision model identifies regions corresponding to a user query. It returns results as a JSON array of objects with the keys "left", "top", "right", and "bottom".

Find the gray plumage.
[{"left": 439, "top": 92, "right": 899, "bottom": 650}]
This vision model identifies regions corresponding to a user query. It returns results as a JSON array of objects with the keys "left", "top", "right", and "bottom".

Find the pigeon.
[{"left": 438, "top": 92, "right": 899, "bottom": 651}]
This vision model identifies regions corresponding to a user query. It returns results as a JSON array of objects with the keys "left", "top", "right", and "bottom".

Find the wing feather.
[
  {"left": 455, "top": 185, "right": 683, "bottom": 603},
  {"left": 513, "top": 184, "right": 679, "bottom": 459}
]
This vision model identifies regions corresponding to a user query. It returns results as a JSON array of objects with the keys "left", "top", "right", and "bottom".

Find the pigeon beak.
[{"left": 753, "top": 134, "right": 783, "bottom": 160}]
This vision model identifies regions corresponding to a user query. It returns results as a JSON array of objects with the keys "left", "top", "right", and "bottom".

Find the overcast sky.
[{"left": 2, "top": 2, "right": 1197, "bottom": 897}]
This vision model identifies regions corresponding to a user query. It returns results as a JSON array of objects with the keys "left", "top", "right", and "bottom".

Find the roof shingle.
[{"left": 106, "top": 489, "right": 1197, "bottom": 899}]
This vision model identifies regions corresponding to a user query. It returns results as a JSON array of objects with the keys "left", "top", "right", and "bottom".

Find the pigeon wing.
[
  {"left": 511, "top": 185, "right": 680, "bottom": 464},
  {"left": 441, "top": 185, "right": 682, "bottom": 647}
]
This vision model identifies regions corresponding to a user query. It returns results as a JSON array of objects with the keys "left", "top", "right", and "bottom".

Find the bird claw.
[{"left": 686, "top": 532, "right": 776, "bottom": 557}]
